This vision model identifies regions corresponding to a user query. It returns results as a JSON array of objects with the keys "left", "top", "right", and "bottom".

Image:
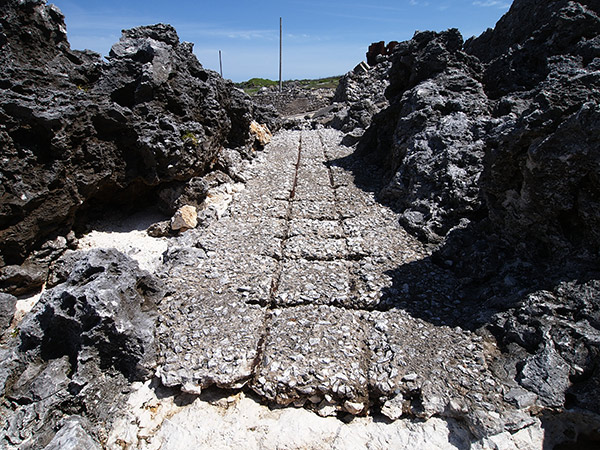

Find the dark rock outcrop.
[
  {"left": 358, "top": 29, "right": 488, "bottom": 242},
  {"left": 469, "top": 0, "right": 600, "bottom": 255},
  {"left": 0, "top": 0, "right": 279, "bottom": 270},
  {"left": 350, "top": 0, "right": 600, "bottom": 438},
  {"left": 358, "top": 0, "right": 600, "bottom": 253},
  {"left": 366, "top": 41, "right": 399, "bottom": 66},
  {"left": 0, "top": 248, "right": 164, "bottom": 448}
]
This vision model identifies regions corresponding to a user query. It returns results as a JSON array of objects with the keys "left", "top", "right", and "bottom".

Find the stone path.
[{"left": 155, "top": 129, "right": 526, "bottom": 432}]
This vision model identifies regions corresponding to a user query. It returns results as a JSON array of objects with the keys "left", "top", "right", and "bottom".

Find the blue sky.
[{"left": 50, "top": 0, "right": 512, "bottom": 82}]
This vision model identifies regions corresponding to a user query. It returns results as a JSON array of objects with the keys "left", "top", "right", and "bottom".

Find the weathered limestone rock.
[
  {"left": 348, "top": 0, "right": 600, "bottom": 442},
  {"left": 0, "top": 293, "right": 16, "bottom": 333},
  {"left": 170, "top": 205, "right": 198, "bottom": 231},
  {"left": 1, "top": 248, "right": 164, "bottom": 448},
  {"left": 249, "top": 120, "right": 272, "bottom": 147},
  {"left": 42, "top": 416, "right": 102, "bottom": 450}
]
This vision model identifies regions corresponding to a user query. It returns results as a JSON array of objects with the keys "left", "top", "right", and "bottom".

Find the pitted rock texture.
[
  {"left": 1, "top": 127, "right": 594, "bottom": 449},
  {"left": 359, "top": 0, "right": 600, "bottom": 254},
  {"left": 2, "top": 0, "right": 600, "bottom": 448},
  {"left": 352, "top": 0, "right": 600, "bottom": 443},
  {"left": 315, "top": 58, "right": 392, "bottom": 143},
  {"left": 0, "top": 0, "right": 278, "bottom": 268},
  {"left": 357, "top": 28, "right": 487, "bottom": 242},
  {"left": 0, "top": 248, "right": 164, "bottom": 449}
]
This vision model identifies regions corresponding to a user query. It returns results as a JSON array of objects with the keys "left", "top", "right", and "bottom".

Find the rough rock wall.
[
  {"left": 468, "top": 0, "right": 600, "bottom": 255},
  {"left": 0, "top": 0, "right": 278, "bottom": 267},
  {"left": 358, "top": 0, "right": 600, "bottom": 255},
  {"left": 327, "top": 60, "right": 392, "bottom": 136},
  {"left": 0, "top": 249, "right": 164, "bottom": 449},
  {"left": 351, "top": 0, "right": 600, "bottom": 438},
  {"left": 358, "top": 29, "right": 488, "bottom": 242}
]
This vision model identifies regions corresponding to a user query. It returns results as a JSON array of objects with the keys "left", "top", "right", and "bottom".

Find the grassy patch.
[
  {"left": 295, "top": 76, "right": 341, "bottom": 90},
  {"left": 236, "top": 78, "right": 279, "bottom": 95},
  {"left": 235, "top": 76, "right": 341, "bottom": 95}
]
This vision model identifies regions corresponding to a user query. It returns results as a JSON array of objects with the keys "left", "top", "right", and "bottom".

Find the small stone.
[
  {"left": 308, "top": 395, "right": 322, "bottom": 404},
  {"left": 182, "top": 382, "right": 202, "bottom": 395},
  {"left": 343, "top": 400, "right": 365, "bottom": 415},
  {"left": 402, "top": 373, "right": 418, "bottom": 382},
  {"left": 147, "top": 221, "right": 172, "bottom": 237},
  {"left": 381, "top": 397, "right": 404, "bottom": 421},
  {"left": 315, "top": 400, "right": 337, "bottom": 417},
  {"left": 171, "top": 205, "right": 198, "bottom": 231}
]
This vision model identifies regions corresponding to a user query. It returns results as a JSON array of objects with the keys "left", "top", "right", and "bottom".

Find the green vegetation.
[
  {"left": 235, "top": 78, "right": 279, "bottom": 95},
  {"left": 294, "top": 76, "right": 341, "bottom": 90},
  {"left": 181, "top": 131, "right": 199, "bottom": 146},
  {"left": 235, "top": 76, "right": 341, "bottom": 95}
]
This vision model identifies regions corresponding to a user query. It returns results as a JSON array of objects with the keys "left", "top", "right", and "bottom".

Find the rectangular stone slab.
[
  {"left": 157, "top": 293, "right": 267, "bottom": 394},
  {"left": 274, "top": 259, "right": 351, "bottom": 307},
  {"left": 251, "top": 305, "right": 370, "bottom": 415}
]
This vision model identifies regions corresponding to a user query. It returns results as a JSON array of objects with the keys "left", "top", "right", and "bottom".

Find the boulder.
[
  {"left": 1, "top": 248, "right": 164, "bottom": 448},
  {"left": 357, "top": 0, "right": 600, "bottom": 254},
  {"left": 328, "top": 55, "right": 392, "bottom": 135},
  {"left": 250, "top": 120, "right": 273, "bottom": 147},
  {"left": 171, "top": 205, "right": 198, "bottom": 231},
  {"left": 43, "top": 416, "right": 102, "bottom": 450},
  {"left": 467, "top": 0, "right": 600, "bottom": 255},
  {"left": 0, "top": 0, "right": 280, "bottom": 267}
]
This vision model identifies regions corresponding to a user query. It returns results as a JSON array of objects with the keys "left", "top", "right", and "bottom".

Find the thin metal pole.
[
  {"left": 279, "top": 17, "right": 282, "bottom": 92},
  {"left": 219, "top": 50, "right": 223, "bottom": 77}
]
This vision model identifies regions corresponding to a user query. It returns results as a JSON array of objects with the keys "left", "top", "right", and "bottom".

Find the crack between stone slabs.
[
  {"left": 250, "top": 131, "right": 304, "bottom": 390},
  {"left": 318, "top": 130, "right": 375, "bottom": 402},
  {"left": 269, "top": 132, "right": 304, "bottom": 304},
  {"left": 318, "top": 130, "right": 364, "bottom": 308}
]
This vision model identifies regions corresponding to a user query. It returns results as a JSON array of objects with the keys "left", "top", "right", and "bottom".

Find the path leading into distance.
[{"left": 154, "top": 128, "right": 522, "bottom": 431}]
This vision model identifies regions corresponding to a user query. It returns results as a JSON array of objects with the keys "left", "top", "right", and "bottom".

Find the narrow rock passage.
[{"left": 155, "top": 129, "right": 526, "bottom": 432}]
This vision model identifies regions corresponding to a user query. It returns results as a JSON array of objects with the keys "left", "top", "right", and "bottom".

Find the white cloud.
[{"left": 472, "top": 0, "right": 511, "bottom": 7}]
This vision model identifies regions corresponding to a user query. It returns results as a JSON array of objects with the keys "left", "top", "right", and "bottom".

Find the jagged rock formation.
[
  {"left": 326, "top": 59, "right": 392, "bottom": 138},
  {"left": 359, "top": 0, "right": 600, "bottom": 253},
  {"left": 352, "top": 0, "right": 600, "bottom": 445},
  {"left": 468, "top": 0, "right": 600, "bottom": 255},
  {"left": 0, "top": 0, "right": 278, "bottom": 274},
  {"left": 2, "top": 0, "right": 600, "bottom": 448},
  {"left": 358, "top": 28, "right": 488, "bottom": 242},
  {"left": 0, "top": 248, "right": 164, "bottom": 449}
]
